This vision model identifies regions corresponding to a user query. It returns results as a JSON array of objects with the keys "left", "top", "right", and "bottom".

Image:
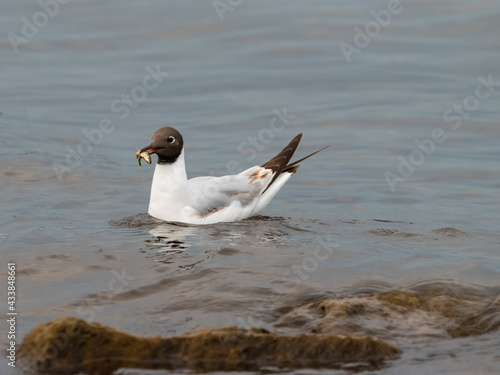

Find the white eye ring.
[{"left": 167, "top": 136, "right": 175, "bottom": 143}]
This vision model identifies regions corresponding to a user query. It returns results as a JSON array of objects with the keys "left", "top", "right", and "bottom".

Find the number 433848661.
[{"left": 8, "top": 263, "right": 16, "bottom": 311}]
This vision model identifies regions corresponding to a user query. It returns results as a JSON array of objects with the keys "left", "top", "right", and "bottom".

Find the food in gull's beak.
[{"left": 136, "top": 149, "right": 152, "bottom": 170}]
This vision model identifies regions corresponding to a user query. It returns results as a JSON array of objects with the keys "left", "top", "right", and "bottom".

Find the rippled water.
[{"left": 1, "top": 0, "right": 500, "bottom": 374}]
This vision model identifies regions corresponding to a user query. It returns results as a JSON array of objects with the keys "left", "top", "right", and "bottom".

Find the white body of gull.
[{"left": 139, "top": 127, "right": 327, "bottom": 225}]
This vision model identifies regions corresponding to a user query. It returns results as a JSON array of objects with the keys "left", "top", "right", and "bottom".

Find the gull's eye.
[{"left": 167, "top": 136, "right": 175, "bottom": 143}]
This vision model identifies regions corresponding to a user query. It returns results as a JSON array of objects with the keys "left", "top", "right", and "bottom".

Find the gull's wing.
[
  {"left": 186, "top": 133, "right": 328, "bottom": 219},
  {"left": 187, "top": 167, "right": 272, "bottom": 217}
]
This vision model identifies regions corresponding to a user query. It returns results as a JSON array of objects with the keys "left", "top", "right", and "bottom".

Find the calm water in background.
[{"left": 1, "top": 0, "right": 500, "bottom": 374}]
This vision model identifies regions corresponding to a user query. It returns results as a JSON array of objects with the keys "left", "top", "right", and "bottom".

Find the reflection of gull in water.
[
  {"left": 148, "top": 222, "right": 193, "bottom": 253},
  {"left": 112, "top": 212, "right": 312, "bottom": 266},
  {"left": 146, "top": 220, "right": 259, "bottom": 267},
  {"left": 145, "top": 215, "right": 305, "bottom": 264},
  {"left": 143, "top": 223, "right": 196, "bottom": 266},
  {"left": 149, "top": 215, "right": 300, "bottom": 250},
  {"left": 148, "top": 220, "right": 257, "bottom": 253}
]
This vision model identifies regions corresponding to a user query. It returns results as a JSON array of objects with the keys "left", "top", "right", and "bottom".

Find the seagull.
[{"left": 139, "top": 127, "right": 328, "bottom": 225}]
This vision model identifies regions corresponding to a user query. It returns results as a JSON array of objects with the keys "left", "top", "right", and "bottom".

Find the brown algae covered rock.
[
  {"left": 377, "top": 290, "right": 500, "bottom": 337},
  {"left": 19, "top": 317, "right": 401, "bottom": 375},
  {"left": 276, "top": 289, "right": 500, "bottom": 344}
]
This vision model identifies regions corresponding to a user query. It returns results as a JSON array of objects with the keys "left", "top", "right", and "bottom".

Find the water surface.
[{"left": 1, "top": 0, "right": 499, "bottom": 374}]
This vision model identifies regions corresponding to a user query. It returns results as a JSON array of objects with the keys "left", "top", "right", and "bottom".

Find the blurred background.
[{"left": 1, "top": 1, "right": 499, "bottom": 374}]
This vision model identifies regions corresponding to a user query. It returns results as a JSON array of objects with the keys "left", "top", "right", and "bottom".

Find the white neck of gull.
[{"left": 148, "top": 149, "right": 188, "bottom": 218}]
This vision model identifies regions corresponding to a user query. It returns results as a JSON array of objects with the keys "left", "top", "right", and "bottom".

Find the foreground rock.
[
  {"left": 19, "top": 317, "right": 400, "bottom": 375},
  {"left": 276, "top": 289, "right": 500, "bottom": 343}
]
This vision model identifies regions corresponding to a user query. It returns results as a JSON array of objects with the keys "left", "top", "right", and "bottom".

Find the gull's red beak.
[
  {"left": 140, "top": 144, "right": 152, "bottom": 153},
  {"left": 141, "top": 144, "right": 163, "bottom": 154}
]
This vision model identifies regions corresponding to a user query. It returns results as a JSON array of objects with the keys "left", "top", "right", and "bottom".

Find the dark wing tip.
[
  {"left": 261, "top": 133, "right": 302, "bottom": 172},
  {"left": 260, "top": 134, "right": 303, "bottom": 193},
  {"left": 284, "top": 145, "right": 329, "bottom": 171}
]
